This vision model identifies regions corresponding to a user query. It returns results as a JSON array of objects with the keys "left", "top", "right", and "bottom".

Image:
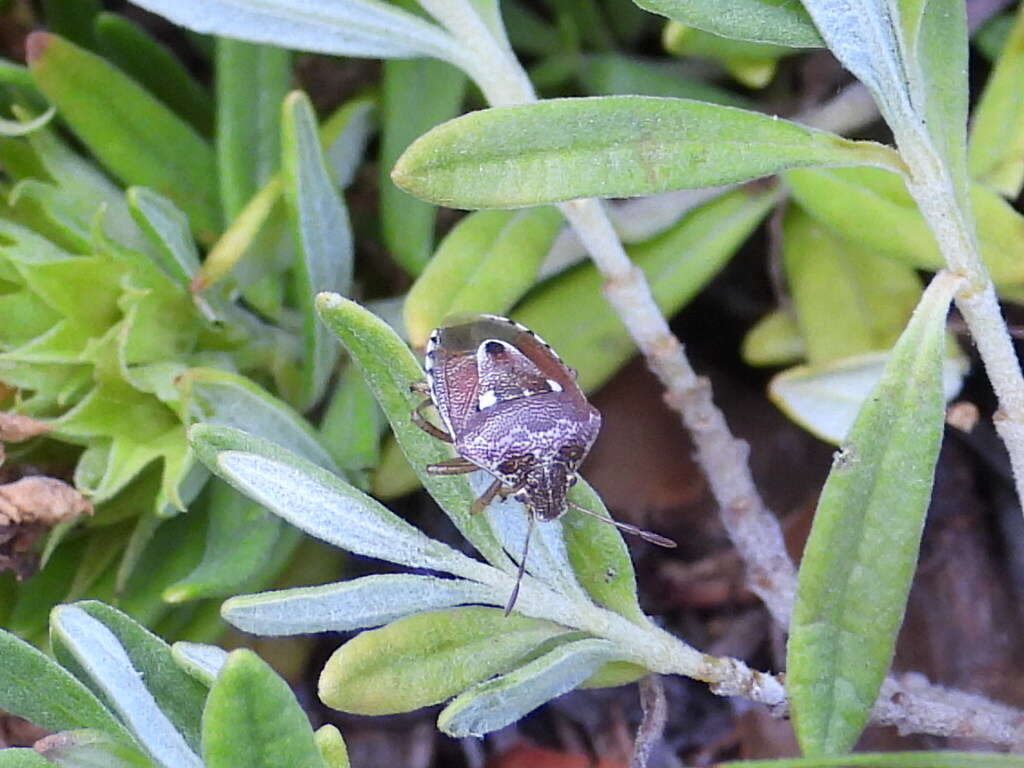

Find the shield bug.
[{"left": 410, "top": 314, "right": 675, "bottom": 612}]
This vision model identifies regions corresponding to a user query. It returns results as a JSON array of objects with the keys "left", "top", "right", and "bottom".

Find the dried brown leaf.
[{"left": 0, "top": 476, "right": 92, "bottom": 580}]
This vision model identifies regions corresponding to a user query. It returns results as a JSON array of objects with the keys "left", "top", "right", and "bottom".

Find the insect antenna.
[
  {"left": 504, "top": 513, "right": 536, "bottom": 616},
  {"left": 567, "top": 501, "right": 676, "bottom": 548}
]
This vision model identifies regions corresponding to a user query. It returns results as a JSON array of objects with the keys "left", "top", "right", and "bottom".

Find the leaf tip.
[
  {"left": 315, "top": 291, "right": 347, "bottom": 315},
  {"left": 25, "top": 31, "right": 53, "bottom": 66}
]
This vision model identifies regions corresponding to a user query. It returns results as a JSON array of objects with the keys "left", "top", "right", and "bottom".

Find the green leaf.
[
  {"left": 0, "top": 107, "right": 56, "bottom": 138},
  {"left": 33, "top": 729, "right": 154, "bottom": 768},
  {"left": 282, "top": 90, "right": 353, "bottom": 409},
  {"left": 0, "top": 627, "right": 130, "bottom": 741},
  {"left": 515, "top": 186, "right": 776, "bottom": 391},
  {"left": 178, "top": 367, "right": 337, "bottom": 471},
  {"left": 216, "top": 40, "right": 291, "bottom": 220},
  {"left": 662, "top": 22, "right": 792, "bottom": 89},
  {"left": 26, "top": 33, "right": 221, "bottom": 243},
  {"left": 318, "top": 606, "right": 568, "bottom": 715},
  {"left": 968, "top": 3, "right": 1024, "bottom": 197},
  {"left": 438, "top": 638, "right": 620, "bottom": 737},
  {"left": 741, "top": 310, "right": 805, "bottom": 367},
  {"left": 189, "top": 423, "right": 479, "bottom": 575},
  {"left": 392, "top": 96, "right": 902, "bottom": 209},
  {"left": 126, "top": 0, "right": 466, "bottom": 63},
  {"left": 562, "top": 481, "right": 646, "bottom": 624},
  {"left": 172, "top": 642, "right": 228, "bottom": 686},
  {"left": 576, "top": 53, "right": 749, "bottom": 107},
  {"left": 50, "top": 605, "right": 202, "bottom": 768},
  {"left": 380, "top": 57, "right": 466, "bottom": 275},
  {"left": 633, "top": 0, "right": 823, "bottom": 47},
  {"left": 15, "top": 122, "right": 145, "bottom": 250},
  {"left": 799, "top": 0, "right": 970, "bottom": 207},
  {"left": 314, "top": 725, "right": 349, "bottom": 768},
  {"left": 319, "top": 364, "right": 385, "bottom": 489},
  {"left": 769, "top": 350, "right": 967, "bottom": 445},
  {"left": 404, "top": 207, "right": 562, "bottom": 348},
  {"left": 163, "top": 479, "right": 283, "bottom": 603},
  {"left": 719, "top": 754, "right": 1024, "bottom": 768},
  {"left": 222, "top": 574, "right": 500, "bottom": 636},
  {"left": 202, "top": 649, "right": 324, "bottom": 768},
  {"left": 41, "top": 0, "right": 102, "bottom": 49},
  {"left": 116, "top": 510, "right": 208, "bottom": 627},
  {"left": 974, "top": 12, "right": 1014, "bottom": 62},
  {"left": 127, "top": 187, "right": 201, "bottom": 286},
  {"left": 51, "top": 602, "right": 208, "bottom": 755},
  {"left": 785, "top": 167, "right": 1024, "bottom": 288},
  {"left": 782, "top": 208, "right": 922, "bottom": 365},
  {"left": 314, "top": 294, "right": 509, "bottom": 568},
  {"left": 0, "top": 751, "right": 51, "bottom": 768},
  {"left": 94, "top": 12, "right": 213, "bottom": 136},
  {"left": 786, "top": 272, "right": 961, "bottom": 755}
]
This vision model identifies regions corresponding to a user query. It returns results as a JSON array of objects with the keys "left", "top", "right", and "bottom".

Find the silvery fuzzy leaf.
[
  {"left": 438, "top": 638, "right": 621, "bottom": 737},
  {"left": 50, "top": 606, "right": 202, "bottom": 768},
  {"left": 171, "top": 642, "right": 229, "bottom": 686},
  {"left": 190, "top": 424, "right": 484, "bottom": 578},
  {"left": 222, "top": 573, "right": 502, "bottom": 635}
]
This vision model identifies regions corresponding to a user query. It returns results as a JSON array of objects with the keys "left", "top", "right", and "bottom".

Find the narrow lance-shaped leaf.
[
  {"left": 315, "top": 294, "right": 509, "bottom": 568},
  {"left": 318, "top": 607, "right": 568, "bottom": 715},
  {"left": 392, "top": 96, "right": 902, "bottom": 209},
  {"left": 319, "top": 363, "right": 385, "bottom": 490},
  {"left": 632, "top": 0, "right": 823, "bottom": 47},
  {"left": 172, "top": 642, "right": 229, "bottom": 686},
  {"left": 50, "top": 605, "right": 203, "bottom": 768},
  {"left": 94, "top": 12, "right": 213, "bottom": 136},
  {"left": 51, "top": 601, "right": 208, "bottom": 755},
  {"left": 222, "top": 573, "right": 501, "bottom": 636},
  {"left": 380, "top": 56, "right": 466, "bottom": 275},
  {"left": 188, "top": 423, "right": 481, "bottom": 577},
  {"left": 216, "top": 39, "right": 291, "bottom": 221},
  {"left": 798, "top": 0, "right": 970, "bottom": 206},
  {"left": 403, "top": 207, "right": 562, "bottom": 349},
  {"left": 787, "top": 271, "right": 962, "bottom": 755},
  {"left": 124, "top": 0, "right": 466, "bottom": 63},
  {"left": 0, "top": 750, "right": 51, "bottom": 767},
  {"left": 782, "top": 207, "right": 922, "bottom": 365},
  {"left": 26, "top": 32, "right": 221, "bottom": 243},
  {"left": 438, "top": 638, "right": 621, "bottom": 737},
  {"left": 178, "top": 367, "right": 338, "bottom": 471},
  {"left": 0, "top": 627, "right": 131, "bottom": 742},
  {"left": 127, "top": 187, "right": 201, "bottom": 287},
  {"left": 968, "top": 2, "right": 1024, "bottom": 198},
  {"left": 163, "top": 479, "right": 283, "bottom": 603},
  {"left": 282, "top": 91, "right": 353, "bottom": 409},
  {"left": 784, "top": 167, "right": 1024, "bottom": 288},
  {"left": 202, "top": 650, "right": 324, "bottom": 768}
]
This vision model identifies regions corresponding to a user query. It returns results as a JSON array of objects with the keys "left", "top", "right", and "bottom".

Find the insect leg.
[
  {"left": 426, "top": 457, "right": 478, "bottom": 475},
  {"left": 409, "top": 381, "right": 430, "bottom": 395},
  {"left": 410, "top": 398, "right": 453, "bottom": 443},
  {"left": 504, "top": 513, "right": 535, "bottom": 616},
  {"left": 470, "top": 478, "right": 505, "bottom": 516}
]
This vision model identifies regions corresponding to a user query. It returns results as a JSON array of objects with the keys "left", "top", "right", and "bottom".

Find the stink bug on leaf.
[{"left": 410, "top": 314, "right": 675, "bottom": 613}]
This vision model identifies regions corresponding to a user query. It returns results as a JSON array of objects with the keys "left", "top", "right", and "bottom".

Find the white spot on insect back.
[
  {"left": 478, "top": 389, "right": 499, "bottom": 409},
  {"left": 546, "top": 379, "right": 563, "bottom": 392}
]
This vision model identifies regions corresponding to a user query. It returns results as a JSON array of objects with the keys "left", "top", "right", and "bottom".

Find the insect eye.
[
  {"left": 567, "top": 474, "right": 578, "bottom": 487},
  {"left": 559, "top": 445, "right": 584, "bottom": 462}
]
